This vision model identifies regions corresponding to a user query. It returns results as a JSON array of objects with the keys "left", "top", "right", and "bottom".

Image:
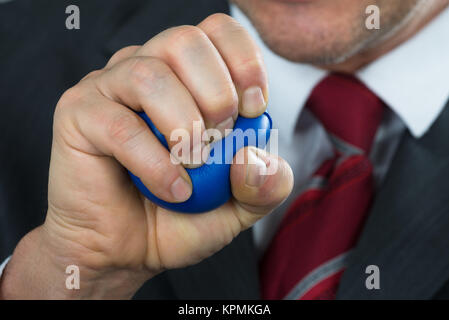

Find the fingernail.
[
  {"left": 171, "top": 176, "right": 192, "bottom": 202},
  {"left": 216, "top": 116, "right": 235, "bottom": 138},
  {"left": 246, "top": 148, "right": 268, "bottom": 187},
  {"left": 242, "top": 87, "right": 266, "bottom": 116}
]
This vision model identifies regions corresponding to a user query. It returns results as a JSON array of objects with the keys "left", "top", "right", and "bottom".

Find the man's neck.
[{"left": 320, "top": 1, "right": 449, "bottom": 73}]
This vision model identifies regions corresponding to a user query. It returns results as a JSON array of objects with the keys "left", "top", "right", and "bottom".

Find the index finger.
[{"left": 198, "top": 14, "right": 268, "bottom": 118}]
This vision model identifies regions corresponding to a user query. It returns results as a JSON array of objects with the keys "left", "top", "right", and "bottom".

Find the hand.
[{"left": 0, "top": 14, "right": 293, "bottom": 299}]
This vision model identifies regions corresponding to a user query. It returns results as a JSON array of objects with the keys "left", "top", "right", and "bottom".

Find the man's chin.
[{"left": 233, "top": 0, "right": 366, "bottom": 65}]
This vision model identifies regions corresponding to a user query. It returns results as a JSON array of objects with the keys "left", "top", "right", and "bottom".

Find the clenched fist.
[{"left": 0, "top": 14, "right": 293, "bottom": 299}]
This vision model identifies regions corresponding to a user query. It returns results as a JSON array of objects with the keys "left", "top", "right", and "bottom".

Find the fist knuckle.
[
  {"left": 81, "top": 70, "right": 103, "bottom": 81},
  {"left": 209, "top": 84, "right": 238, "bottom": 116},
  {"left": 170, "top": 25, "right": 208, "bottom": 49},
  {"left": 143, "top": 155, "right": 175, "bottom": 189},
  {"left": 236, "top": 56, "right": 265, "bottom": 76},
  {"left": 127, "top": 57, "right": 170, "bottom": 92},
  {"left": 150, "top": 159, "right": 169, "bottom": 180},
  {"left": 58, "top": 86, "right": 85, "bottom": 109},
  {"left": 202, "top": 13, "right": 237, "bottom": 32},
  {"left": 237, "top": 60, "right": 267, "bottom": 92},
  {"left": 55, "top": 85, "right": 89, "bottom": 123},
  {"left": 108, "top": 112, "right": 145, "bottom": 147},
  {"left": 108, "top": 45, "right": 139, "bottom": 65}
]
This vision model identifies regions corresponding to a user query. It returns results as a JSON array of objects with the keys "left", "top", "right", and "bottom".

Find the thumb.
[
  {"left": 230, "top": 146, "right": 294, "bottom": 228},
  {"left": 143, "top": 147, "right": 293, "bottom": 270}
]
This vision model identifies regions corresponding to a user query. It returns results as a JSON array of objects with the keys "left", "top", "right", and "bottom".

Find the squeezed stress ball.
[{"left": 128, "top": 111, "right": 272, "bottom": 213}]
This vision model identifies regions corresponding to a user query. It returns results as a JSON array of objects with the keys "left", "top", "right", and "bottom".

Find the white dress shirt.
[
  {"left": 1, "top": 4, "right": 449, "bottom": 280},
  {"left": 230, "top": 4, "right": 449, "bottom": 257}
]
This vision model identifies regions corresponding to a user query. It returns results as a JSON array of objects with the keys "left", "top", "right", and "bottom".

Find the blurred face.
[{"left": 232, "top": 0, "right": 425, "bottom": 65}]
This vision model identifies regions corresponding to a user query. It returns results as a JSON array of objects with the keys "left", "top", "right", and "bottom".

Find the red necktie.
[{"left": 260, "top": 73, "right": 385, "bottom": 300}]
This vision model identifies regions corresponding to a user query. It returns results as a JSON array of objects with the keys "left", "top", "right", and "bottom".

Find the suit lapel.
[{"left": 337, "top": 103, "right": 449, "bottom": 299}]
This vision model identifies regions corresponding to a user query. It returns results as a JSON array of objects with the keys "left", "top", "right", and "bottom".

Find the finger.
[
  {"left": 58, "top": 86, "right": 193, "bottom": 203},
  {"left": 105, "top": 45, "right": 141, "bottom": 68},
  {"left": 94, "top": 56, "right": 208, "bottom": 167},
  {"left": 198, "top": 14, "right": 268, "bottom": 118},
  {"left": 135, "top": 25, "right": 239, "bottom": 136}
]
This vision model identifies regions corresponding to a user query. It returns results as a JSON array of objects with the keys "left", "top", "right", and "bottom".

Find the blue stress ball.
[{"left": 128, "top": 111, "right": 272, "bottom": 213}]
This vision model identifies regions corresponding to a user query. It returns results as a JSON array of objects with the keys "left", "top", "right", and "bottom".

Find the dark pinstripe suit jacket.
[{"left": 1, "top": 0, "right": 449, "bottom": 299}]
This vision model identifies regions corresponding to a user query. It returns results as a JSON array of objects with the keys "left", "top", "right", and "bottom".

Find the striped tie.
[{"left": 260, "top": 73, "right": 385, "bottom": 300}]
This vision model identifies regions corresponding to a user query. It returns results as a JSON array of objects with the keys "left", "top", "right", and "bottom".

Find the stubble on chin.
[{"left": 231, "top": 0, "right": 424, "bottom": 66}]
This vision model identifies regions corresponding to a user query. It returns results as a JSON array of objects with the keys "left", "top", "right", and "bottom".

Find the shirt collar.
[
  {"left": 357, "top": 7, "right": 449, "bottom": 138},
  {"left": 231, "top": 4, "right": 449, "bottom": 140}
]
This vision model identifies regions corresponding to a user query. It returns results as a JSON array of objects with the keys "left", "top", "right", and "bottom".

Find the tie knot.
[{"left": 306, "top": 73, "right": 385, "bottom": 154}]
